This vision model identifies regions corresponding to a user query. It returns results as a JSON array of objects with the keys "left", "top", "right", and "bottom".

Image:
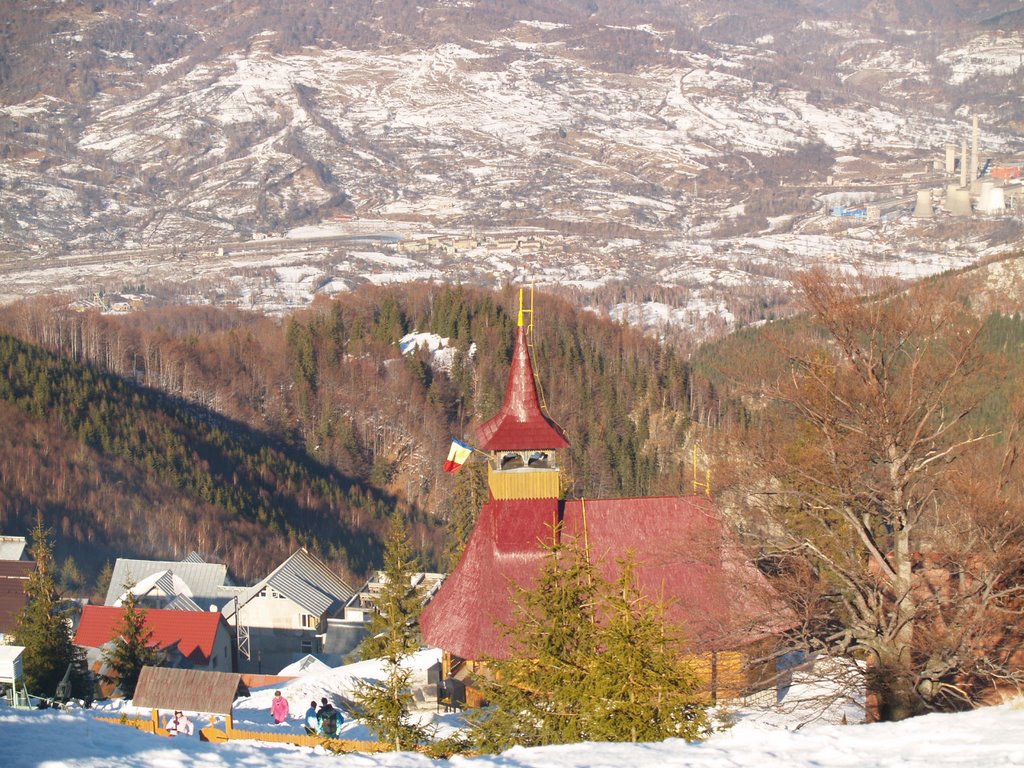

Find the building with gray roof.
[
  {"left": 222, "top": 549, "right": 355, "bottom": 674},
  {"left": 0, "top": 536, "right": 28, "bottom": 561},
  {"left": 105, "top": 556, "right": 231, "bottom": 611}
]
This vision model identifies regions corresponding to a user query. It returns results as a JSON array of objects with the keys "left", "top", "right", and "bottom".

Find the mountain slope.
[{"left": 0, "top": 329, "right": 403, "bottom": 585}]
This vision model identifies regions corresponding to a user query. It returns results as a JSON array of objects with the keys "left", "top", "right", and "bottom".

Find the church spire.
[{"left": 476, "top": 295, "right": 569, "bottom": 452}]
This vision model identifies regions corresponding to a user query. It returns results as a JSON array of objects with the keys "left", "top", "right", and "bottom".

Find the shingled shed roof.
[
  {"left": 476, "top": 326, "right": 569, "bottom": 451},
  {"left": 133, "top": 667, "right": 246, "bottom": 715},
  {"left": 420, "top": 495, "right": 791, "bottom": 661}
]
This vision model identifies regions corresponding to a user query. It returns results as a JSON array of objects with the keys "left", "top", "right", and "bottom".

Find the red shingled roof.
[
  {"left": 74, "top": 605, "right": 227, "bottom": 666},
  {"left": 476, "top": 326, "right": 570, "bottom": 451},
  {"left": 420, "top": 495, "right": 791, "bottom": 661}
]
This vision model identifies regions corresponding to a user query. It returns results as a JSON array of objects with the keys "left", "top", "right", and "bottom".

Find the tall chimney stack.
[
  {"left": 960, "top": 138, "right": 968, "bottom": 188},
  {"left": 971, "top": 115, "right": 980, "bottom": 190}
]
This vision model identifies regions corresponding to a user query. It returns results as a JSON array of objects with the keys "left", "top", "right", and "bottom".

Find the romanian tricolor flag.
[{"left": 444, "top": 439, "right": 474, "bottom": 474}]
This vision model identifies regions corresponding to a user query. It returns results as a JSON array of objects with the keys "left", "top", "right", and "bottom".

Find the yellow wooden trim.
[
  {"left": 95, "top": 715, "right": 166, "bottom": 736},
  {"left": 688, "top": 650, "right": 748, "bottom": 701},
  {"left": 692, "top": 444, "right": 712, "bottom": 497},
  {"left": 580, "top": 497, "right": 591, "bottom": 567},
  {"left": 487, "top": 465, "right": 560, "bottom": 500},
  {"left": 96, "top": 717, "right": 402, "bottom": 753}
]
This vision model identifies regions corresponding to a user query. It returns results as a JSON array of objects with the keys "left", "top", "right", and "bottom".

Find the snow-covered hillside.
[{"left": 0, "top": 2, "right": 1021, "bottom": 339}]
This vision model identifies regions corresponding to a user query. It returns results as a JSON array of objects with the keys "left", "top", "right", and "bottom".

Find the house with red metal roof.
[
  {"left": 419, "top": 297, "right": 791, "bottom": 704},
  {"left": 74, "top": 604, "right": 234, "bottom": 676}
]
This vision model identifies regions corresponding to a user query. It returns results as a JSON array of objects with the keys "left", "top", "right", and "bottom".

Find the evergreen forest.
[{"left": 0, "top": 284, "right": 698, "bottom": 588}]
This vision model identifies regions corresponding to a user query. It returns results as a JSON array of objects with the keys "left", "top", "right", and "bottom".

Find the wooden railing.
[
  {"left": 95, "top": 715, "right": 167, "bottom": 736},
  {"left": 95, "top": 716, "right": 396, "bottom": 752},
  {"left": 219, "top": 727, "right": 394, "bottom": 752}
]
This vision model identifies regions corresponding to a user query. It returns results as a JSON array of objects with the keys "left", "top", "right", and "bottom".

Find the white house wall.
[{"left": 236, "top": 594, "right": 322, "bottom": 674}]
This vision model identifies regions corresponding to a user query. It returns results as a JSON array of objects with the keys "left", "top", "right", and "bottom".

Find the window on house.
[
  {"left": 301, "top": 613, "right": 319, "bottom": 629},
  {"left": 301, "top": 640, "right": 313, "bottom": 654}
]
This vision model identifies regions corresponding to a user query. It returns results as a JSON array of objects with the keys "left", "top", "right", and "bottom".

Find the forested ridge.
[
  {"left": 0, "top": 285, "right": 700, "bottom": 589},
  {"left": 0, "top": 330, "right": 403, "bottom": 584},
  {"left": 3, "top": 275, "right": 1021, "bottom": 593},
  {"left": 689, "top": 283, "right": 1024, "bottom": 437}
]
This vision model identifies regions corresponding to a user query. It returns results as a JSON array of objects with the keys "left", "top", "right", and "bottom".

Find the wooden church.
[{"left": 419, "top": 297, "right": 790, "bottom": 704}]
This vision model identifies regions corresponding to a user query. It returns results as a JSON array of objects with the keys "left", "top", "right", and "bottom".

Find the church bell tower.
[{"left": 475, "top": 291, "right": 569, "bottom": 501}]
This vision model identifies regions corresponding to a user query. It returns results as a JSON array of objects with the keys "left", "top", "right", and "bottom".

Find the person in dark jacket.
[{"left": 316, "top": 696, "right": 339, "bottom": 737}]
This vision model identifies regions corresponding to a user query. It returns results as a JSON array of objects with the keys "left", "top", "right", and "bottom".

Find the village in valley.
[
  {"left": 3, "top": 1, "right": 1024, "bottom": 766},
  {"left": 1, "top": 305, "right": 798, "bottom": 737}
]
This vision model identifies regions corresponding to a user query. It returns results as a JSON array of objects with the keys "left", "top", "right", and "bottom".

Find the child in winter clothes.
[
  {"left": 304, "top": 700, "right": 320, "bottom": 735},
  {"left": 166, "top": 711, "right": 194, "bottom": 737},
  {"left": 271, "top": 691, "right": 290, "bottom": 724},
  {"left": 317, "top": 697, "right": 340, "bottom": 737}
]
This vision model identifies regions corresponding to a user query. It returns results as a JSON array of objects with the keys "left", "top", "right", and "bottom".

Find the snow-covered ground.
[
  {"left": 3, "top": 649, "right": 1024, "bottom": 768},
  {"left": 1, "top": 16, "right": 1021, "bottom": 343}
]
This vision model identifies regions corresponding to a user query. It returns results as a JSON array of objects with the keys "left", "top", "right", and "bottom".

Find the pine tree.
[
  {"left": 471, "top": 544, "right": 709, "bottom": 752},
  {"left": 13, "top": 519, "right": 90, "bottom": 701},
  {"left": 59, "top": 556, "right": 84, "bottom": 594},
  {"left": 355, "top": 509, "right": 428, "bottom": 750},
  {"left": 443, "top": 461, "right": 488, "bottom": 570},
  {"left": 583, "top": 558, "right": 709, "bottom": 743},
  {"left": 101, "top": 588, "right": 162, "bottom": 699},
  {"left": 359, "top": 509, "right": 423, "bottom": 660},
  {"left": 470, "top": 542, "right": 599, "bottom": 750},
  {"left": 93, "top": 561, "right": 113, "bottom": 604}
]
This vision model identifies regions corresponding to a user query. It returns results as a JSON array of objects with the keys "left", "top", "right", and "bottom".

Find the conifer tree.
[
  {"left": 101, "top": 588, "right": 162, "bottom": 699},
  {"left": 59, "top": 556, "right": 84, "bottom": 594},
  {"left": 583, "top": 558, "right": 709, "bottom": 743},
  {"left": 355, "top": 509, "right": 428, "bottom": 750},
  {"left": 13, "top": 519, "right": 90, "bottom": 701},
  {"left": 471, "top": 543, "right": 709, "bottom": 752},
  {"left": 443, "top": 460, "right": 488, "bottom": 570},
  {"left": 359, "top": 509, "right": 423, "bottom": 660},
  {"left": 93, "top": 561, "right": 113, "bottom": 604},
  {"left": 470, "top": 542, "right": 599, "bottom": 750}
]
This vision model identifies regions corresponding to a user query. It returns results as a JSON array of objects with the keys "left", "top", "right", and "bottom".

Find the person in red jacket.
[{"left": 271, "top": 690, "right": 290, "bottom": 724}]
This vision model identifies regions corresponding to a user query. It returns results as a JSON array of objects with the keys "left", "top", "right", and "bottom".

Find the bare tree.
[{"left": 727, "top": 268, "right": 1024, "bottom": 721}]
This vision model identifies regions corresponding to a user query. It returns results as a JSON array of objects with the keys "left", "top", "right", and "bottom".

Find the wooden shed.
[{"left": 132, "top": 666, "right": 248, "bottom": 732}]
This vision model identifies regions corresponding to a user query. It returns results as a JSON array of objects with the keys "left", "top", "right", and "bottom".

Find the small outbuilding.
[
  {"left": 0, "top": 645, "right": 30, "bottom": 707},
  {"left": 132, "top": 666, "right": 248, "bottom": 733}
]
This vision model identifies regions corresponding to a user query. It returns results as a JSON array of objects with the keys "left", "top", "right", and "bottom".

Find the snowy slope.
[{"left": 3, "top": 648, "right": 1024, "bottom": 768}]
